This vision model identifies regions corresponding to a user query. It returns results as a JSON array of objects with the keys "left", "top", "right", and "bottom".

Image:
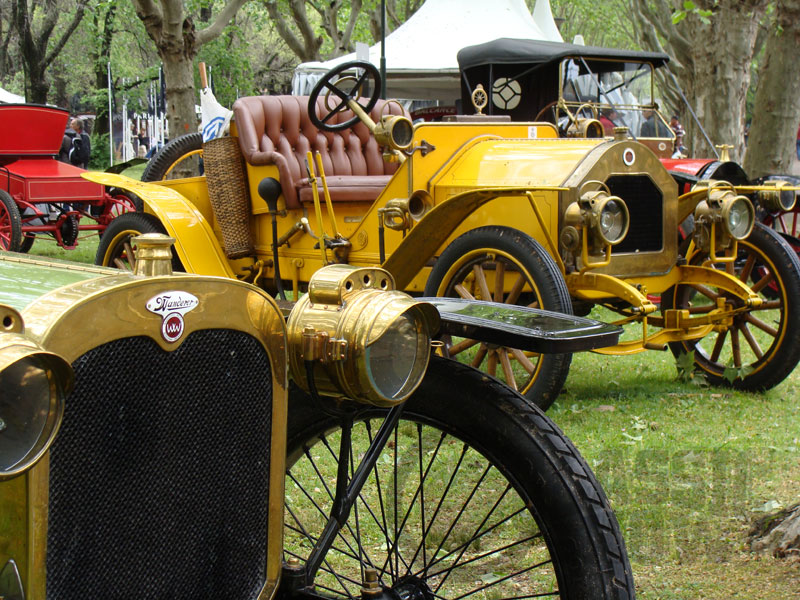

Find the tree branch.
[
  {"left": 196, "top": 0, "right": 251, "bottom": 45},
  {"left": 43, "top": 1, "right": 89, "bottom": 68}
]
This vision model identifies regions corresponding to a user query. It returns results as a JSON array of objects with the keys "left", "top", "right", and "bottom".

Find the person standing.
[{"left": 71, "top": 118, "right": 91, "bottom": 169}]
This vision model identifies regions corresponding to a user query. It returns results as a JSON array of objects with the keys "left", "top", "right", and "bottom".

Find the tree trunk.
[
  {"left": 132, "top": 0, "right": 248, "bottom": 142},
  {"left": 742, "top": 0, "right": 800, "bottom": 178},
  {"left": 749, "top": 503, "right": 800, "bottom": 558},
  {"left": 626, "top": 0, "right": 768, "bottom": 161}
]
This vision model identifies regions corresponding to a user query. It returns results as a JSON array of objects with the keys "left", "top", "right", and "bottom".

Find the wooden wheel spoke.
[
  {"left": 737, "top": 254, "right": 756, "bottom": 283},
  {"left": 709, "top": 329, "right": 728, "bottom": 363},
  {"left": 510, "top": 348, "right": 537, "bottom": 374},
  {"left": 504, "top": 273, "right": 527, "bottom": 306},
  {"left": 471, "top": 345, "right": 488, "bottom": 369},
  {"left": 749, "top": 270, "right": 775, "bottom": 295},
  {"left": 454, "top": 283, "right": 476, "bottom": 301},
  {"left": 686, "top": 303, "right": 715, "bottom": 315},
  {"left": 448, "top": 338, "right": 480, "bottom": 356},
  {"left": 738, "top": 322, "right": 764, "bottom": 360},
  {"left": 493, "top": 261, "right": 505, "bottom": 303},
  {"left": 744, "top": 313, "right": 778, "bottom": 337},
  {"left": 758, "top": 299, "right": 782, "bottom": 310},
  {"left": 690, "top": 283, "right": 719, "bottom": 302},
  {"left": 486, "top": 348, "right": 498, "bottom": 376},
  {"left": 497, "top": 349, "right": 518, "bottom": 391},
  {"left": 730, "top": 326, "right": 742, "bottom": 368},
  {"left": 472, "top": 264, "right": 493, "bottom": 302}
]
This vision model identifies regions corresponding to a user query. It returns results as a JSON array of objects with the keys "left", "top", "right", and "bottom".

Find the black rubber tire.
[
  {"left": 95, "top": 212, "right": 182, "bottom": 271},
  {"left": 19, "top": 234, "right": 35, "bottom": 253},
  {"left": 663, "top": 223, "right": 800, "bottom": 390},
  {"left": 424, "top": 226, "right": 573, "bottom": 410},
  {"left": 141, "top": 133, "right": 203, "bottom": 182},
  {"left": 0, "top": 189, "right": 22, "bottom": 251},
  {"left": 285, "top": 356, "right": 635, "bottom": 600}
]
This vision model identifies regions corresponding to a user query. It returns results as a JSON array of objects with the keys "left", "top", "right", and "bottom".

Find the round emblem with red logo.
[{"left": 162, "top": 312, "right": 185, "bottom": 343}]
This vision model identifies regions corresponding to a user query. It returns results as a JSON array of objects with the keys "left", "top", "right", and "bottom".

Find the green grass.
[{"left": 551, "top": 348, "right": 800, "bottom": 598}]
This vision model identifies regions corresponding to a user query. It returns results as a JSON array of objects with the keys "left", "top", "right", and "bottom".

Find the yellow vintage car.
[
  {"left": 88, "top": 61, "right": 800, "bottom": 408},
  {"left": 0, "top": 238, "right": 633, "bottom": 599}
]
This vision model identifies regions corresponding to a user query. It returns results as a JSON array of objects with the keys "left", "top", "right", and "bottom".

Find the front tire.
[
  {"left": 664, "top": 223, "right": 800, "bottom": 390},
  {"left": 95, "top": 212, "right": 181, "bottom": 271},
  {"left": 424, "top": 226, "right": 573, "bottom": 410},
  {"left": 285, "top": 357, "right": 634, "bottom": 599}
]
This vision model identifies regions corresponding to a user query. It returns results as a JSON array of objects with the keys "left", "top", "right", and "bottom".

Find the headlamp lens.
[
  {"left": 366, "top": 311, "right": 424, "bottom": 400},
  {"left": 0, "top": 355, "right": 60, "bottom": 476},
  {"left": 727, "top": 197, "right": 754, "bottom": 239},
  {"left": 599, "top": 199, "right": 627, "bottom": 243}
]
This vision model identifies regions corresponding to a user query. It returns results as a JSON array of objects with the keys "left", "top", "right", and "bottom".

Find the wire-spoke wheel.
[
  {"left": 424, "top": 226, "right": 572, "bottom": 410},
  {"left": 664, "top": 223, "right": 800, "bottom": 390},
  {"left": 141, "top": 133, "right": 203, "bottom": 181},
  {"left": 284, "top": 358, "right": 634, "bottom": 600}
]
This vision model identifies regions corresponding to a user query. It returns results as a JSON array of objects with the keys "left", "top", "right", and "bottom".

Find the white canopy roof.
[
  {"left": 0, "top": 87, "right": 25, "bottom": 103},
  {"left": 292, "top": 0, "right": 563, "bottom": 103}
]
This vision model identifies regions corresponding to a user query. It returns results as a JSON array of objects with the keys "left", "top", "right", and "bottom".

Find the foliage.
[{"left": 671, "top": 0, "right": 715, "bottom": 24}]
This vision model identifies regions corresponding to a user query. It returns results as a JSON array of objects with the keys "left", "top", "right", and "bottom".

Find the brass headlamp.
[
  {"left": 564, "top": 183, "right": 630, "bottom": 254},
  {"left": 566, "top": 118, "right": 604, "bottom": 139},
  {"left": 693, "top": 181, "right": 755, "bottom": 254},
  {"left": 0, "top": 306, "right": 74, "bottom": 480},
  {"left": 757, "top": 180, "right": 797, "bottom": 213},
  {"left": 373, "top": 114, "right": 414, "bottom": 151},
  {"left": 287, "top": 265, "right": 439, "bottom": 407}
]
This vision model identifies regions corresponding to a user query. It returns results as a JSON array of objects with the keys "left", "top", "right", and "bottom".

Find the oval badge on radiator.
[{"left": 146, "top": 291, "right": 199, "bottom": 343}]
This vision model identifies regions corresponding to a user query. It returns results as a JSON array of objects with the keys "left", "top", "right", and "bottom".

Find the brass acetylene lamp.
[
  {"left": 287, "top": 265, "right": 439, "bottom": 406},
  {"left": 564, "top": 182, "right": 630, "bottom": 257},
  {"left": 0, "top": 306, "right": 74, "bottom": 480},
  {"left": 693, "top": 181, "right": 755, "bottom": 254},
  {"left": 756, "top": 180, "right": 797, "bottom": 213}
]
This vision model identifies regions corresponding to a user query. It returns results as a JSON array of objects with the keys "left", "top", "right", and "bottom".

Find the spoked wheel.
[
  {"left": 284, "top": 357, "right": 634, "bottom": 600},
  {"left": 0, "top": 189, "right": 22, "bottom": 251},
  {"left": 424, "top": 226, "right": 572, "bottom": 410},
  {"left": 308, "top": 60, "right": 381, "bottom": 132},
  {"left": 95, "top": 212, "right": 180, "bottom": 271},
  {"left": 663, "top": 223, "right": 800, "bottom": 390},
  {"left": 141, "top": 133, "right": 203, "bottom": 181}
]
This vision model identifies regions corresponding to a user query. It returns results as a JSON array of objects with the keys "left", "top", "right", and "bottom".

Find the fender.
[
  {"left": 82, "top": 172, "right": 234, "bottom": 278},
  {"left": 383, "top": 186, "right": 565, "bottom": 289}
]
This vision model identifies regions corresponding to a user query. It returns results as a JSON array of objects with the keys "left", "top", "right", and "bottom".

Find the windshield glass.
[{"left": 559, "top": 59, "right": 673, "bottom": 139}]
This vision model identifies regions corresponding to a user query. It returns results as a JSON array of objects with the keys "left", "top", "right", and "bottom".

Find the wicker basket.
[{"left": 203, "top": 135, "right": 254, "bottom": 259}]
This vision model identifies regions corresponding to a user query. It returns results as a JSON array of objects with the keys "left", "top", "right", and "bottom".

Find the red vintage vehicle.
[{"left": 0, "top": 104, "right": 139, "bottom": 252}]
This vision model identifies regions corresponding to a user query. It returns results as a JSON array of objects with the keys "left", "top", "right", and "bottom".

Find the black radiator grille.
[
  {"left": 46, "top": 329, "right": 273, "bottom": 600},
  {"left": 607, "top": 174, "right": 664, "bottom": 253}
]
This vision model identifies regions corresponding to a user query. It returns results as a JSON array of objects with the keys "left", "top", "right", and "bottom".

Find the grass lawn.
[
  {"left": 25, "top": 233, "right": 799, "bottom": 597},
  {"left": 552, "top": 347, "right": 800, "bottom": 598}
]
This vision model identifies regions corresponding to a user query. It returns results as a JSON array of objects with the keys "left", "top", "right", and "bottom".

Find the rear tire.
[
  {"left": 424, "top": 226, "right": 572, "bottom": 410},
  {"left": 141, "top": 133, "right": 203, "bottom": 181},
  {"left": 285, "top": 356, "right": 635, "bottom": 599}
]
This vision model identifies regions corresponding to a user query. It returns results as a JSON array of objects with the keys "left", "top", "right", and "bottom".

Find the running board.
[{"left": 420, "top": 298, "right": 622, "bottom": 354}]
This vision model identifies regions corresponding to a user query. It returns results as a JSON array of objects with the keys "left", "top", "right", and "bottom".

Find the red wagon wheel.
[{"left": 0, "top": 190, "right": 22, "bottom": 251}]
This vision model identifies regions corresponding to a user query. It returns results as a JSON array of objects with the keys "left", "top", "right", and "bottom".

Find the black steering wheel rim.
[{"left": 308, "top": 60, "right": 382, "bottom": 132}]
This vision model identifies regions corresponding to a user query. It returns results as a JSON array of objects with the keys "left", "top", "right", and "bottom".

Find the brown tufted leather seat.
[{"left": 232, "top": 95, "right": 408, "bottom": 209}]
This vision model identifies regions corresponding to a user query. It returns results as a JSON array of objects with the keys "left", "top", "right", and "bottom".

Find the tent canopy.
[
  {"left": 292, "top": 0, "right": 563, "bottom": 103},
  {"left": 0, "top": 87, "right": 25, "bottom": 104}
]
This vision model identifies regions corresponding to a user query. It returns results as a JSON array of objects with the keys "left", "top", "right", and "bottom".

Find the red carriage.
[{"left": 0, "top": 104, "right": 139, "bottom": 252}]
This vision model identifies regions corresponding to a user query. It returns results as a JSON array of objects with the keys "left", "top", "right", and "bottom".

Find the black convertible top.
[{"left": 458, "top": 38, "right": 671, "bottom": 71}]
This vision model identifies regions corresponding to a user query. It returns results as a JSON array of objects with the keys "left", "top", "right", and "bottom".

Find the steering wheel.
[{"left": 308, "top": 60, "right": 382, "bottom": 132}]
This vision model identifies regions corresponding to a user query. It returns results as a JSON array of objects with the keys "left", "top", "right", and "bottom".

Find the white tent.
[
  {"left": 292, "top": 0, "right": 563, "bottom": 104},
  {"left": 0, "top": 87, "right": 25, "bottom": 103}
]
